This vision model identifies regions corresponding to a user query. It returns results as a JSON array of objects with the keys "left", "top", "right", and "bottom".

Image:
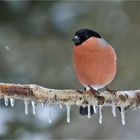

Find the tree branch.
[{"left": 0, "top": 83, "right": 140, "bottom": 110}]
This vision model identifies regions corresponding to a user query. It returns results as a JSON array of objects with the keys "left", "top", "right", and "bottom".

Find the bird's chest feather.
[
  {"left": 73, "top": 38, "right": 116, "bottom": 85},
  {"left": 74, "top": 47, "right": 106, "bottom": 72},
  {"left": 73, "top": 41, "right": 113, "bottom": 71}
]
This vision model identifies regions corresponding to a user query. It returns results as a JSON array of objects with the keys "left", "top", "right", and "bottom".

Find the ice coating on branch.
[
  {"left": 4, "top": 97, "right": 9, "bottom": 106},
  {"left": 88, "top": 104, "right": 91, "bottom": 118},
  {"left": 24, "top": 100, "right": 29, "bottom": 115},
  {"left": 93, "top": 105, "right": 97, "bottom": 113},
  {"left": 48, "top": 104, "right": 52, "bottom": 123},
  {"left": 99, "top": 105, "right": 103, "bottom": 124},
  {"left": 10, "top": 98, "right": 14, "bottom": 107},
  {"left": 112, "top": 105, "right": 116, "bottom": 117},
  {"left": 66, "top": 104, "right": 71, "bottom": 123},
  {"left": 31, "top": 101, "right": 36, "bottom": 115},
  {"left": 121, "top": 107, "right": 125, "bottom": 125},
  {"left": 59, "top": 104, "right": 63, "bottom": 109}
]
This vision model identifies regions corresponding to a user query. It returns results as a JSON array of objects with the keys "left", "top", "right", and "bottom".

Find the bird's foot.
[
  {"left": 89, "top": 85, "right": 99, "bottom": 97},
  {"left": 79, "top": 86, "right": 95, "bottom": 116},
  {"left": 76, "top": 89, "right": 83, "bottom": 94},
  {"left": 105, "top": 86, "right": 116, "bottom": 96},
  {"left": 76, "top": 87, "right": 88, "bottom": 94}
]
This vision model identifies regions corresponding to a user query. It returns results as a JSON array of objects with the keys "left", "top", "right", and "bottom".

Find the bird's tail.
[{"left": 79, "top": 105, "right": 94, "bottom": 115}]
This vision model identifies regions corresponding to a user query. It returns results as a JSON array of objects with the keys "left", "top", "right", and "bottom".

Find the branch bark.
[{"left": 0, "top": 83, "right": 140, "bottom": 110}]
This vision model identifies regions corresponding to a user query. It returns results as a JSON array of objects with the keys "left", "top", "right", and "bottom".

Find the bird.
[{"left": 72, "top": 29, "right": 117, "bottom": 115}]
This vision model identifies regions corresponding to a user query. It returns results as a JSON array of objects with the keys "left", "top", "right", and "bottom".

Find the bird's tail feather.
[{"left": 79, "top": 106, "right": 94, "bottom": 115}]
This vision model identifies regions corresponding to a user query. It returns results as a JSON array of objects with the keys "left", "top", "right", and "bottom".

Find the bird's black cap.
[{"left": 73, "top": 29, "right": 101, "bottom": 46}]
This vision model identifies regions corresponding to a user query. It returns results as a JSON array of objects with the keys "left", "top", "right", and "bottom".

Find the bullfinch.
[{"left": 72, "top": 29, "right": 117, "bottom": 116}]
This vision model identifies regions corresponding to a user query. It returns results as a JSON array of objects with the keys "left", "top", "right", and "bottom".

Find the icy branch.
[{"left": 0, "top": 83, "right": 140, "bottom": 110}]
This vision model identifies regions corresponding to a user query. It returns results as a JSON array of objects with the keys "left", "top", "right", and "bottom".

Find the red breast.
[{"left": 73, "top": 37, "right": 116, "bottom": 87}]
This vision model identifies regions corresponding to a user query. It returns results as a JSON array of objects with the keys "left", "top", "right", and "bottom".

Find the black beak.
[{"left": 72, "top": 35, "right": 81, "bottom": 45}]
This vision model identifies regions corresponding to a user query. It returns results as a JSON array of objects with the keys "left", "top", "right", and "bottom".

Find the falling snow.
[
  {"left": 48, "top": 104, "right": 52, "bottom": 123},
  {"left": 121, "top": 107, "right": 125, "bottom": 125},
  {"left": 10, "top": 98, "right": 14, "bottom": 107},
  {"left": 88, "top": 104, "right": 91, "bottom": 118},
  {"left": 99, "top": 105, "right": 103, "bottom": 124},
  {"left": 4, "top": 97, "right": 9, "bottom": 106},
  {"left": 5, "top": 46, "right": 10, "bottom": 50},
  {"left": 112, "top": 105, "right": 116, "bottom": 117},
  {"left": 66, "top": 104, "right": 71, "bottom": 123},
  {"left": 31, "top": 101, "right": 36, "bottom": 115},
  {"left": 24, "top": 100, "right": 29, "bottom": 115}
]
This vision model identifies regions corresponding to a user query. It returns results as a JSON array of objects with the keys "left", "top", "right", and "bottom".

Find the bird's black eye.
[{"left": 72, "top": 35, "right": 81, "bottom": 45}]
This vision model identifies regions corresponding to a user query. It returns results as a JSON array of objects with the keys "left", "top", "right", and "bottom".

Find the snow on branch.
[{"left": 0, "top": 83, "right": 140, "bottom": 125}]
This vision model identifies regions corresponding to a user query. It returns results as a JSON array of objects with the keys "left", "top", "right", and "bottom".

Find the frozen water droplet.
[
  {"left": 93, "top": 105, "right": 97, "bottom": 113},
  {"left": 41, "top": 102, "right": 44, "bottom": 107},
  {"left": 112, "top": 105, "right": 116, "bottom": 117},
  {"left": 31, "top": 101, "right": 36, "bottom": 115},
  {"left": 59, "top": 104, "right": 63, "bottom": 109},
  {"left": 24, "top": 100, "right": 29, "bottom": 115},
  {"left": 88, "top": 104, "right": 91, "bottom": 118},
  {"left": 48, "top": 104, "right": 52, "bottom": 123},
  {"left": 10, "top": 98, "right": 15, "bottom": 107},
  {"left": 66, "top": 104, "right": 71, "bottom": 123},
  {"left": 121, "top": 107, "right": 125, "bottom": 125},
  {"left": 99, "top": 105, "right": 103, "bottom": 124},
  {"left": 4, "top": 97, "right": 9, "bottom": 106}
]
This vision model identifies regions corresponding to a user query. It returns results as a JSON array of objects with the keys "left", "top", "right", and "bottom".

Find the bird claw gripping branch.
[{"left": 105, "top": 86, "right": 117, "bottom": 96}]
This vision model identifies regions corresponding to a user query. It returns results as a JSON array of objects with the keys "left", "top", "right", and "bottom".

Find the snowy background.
[{"left": 0, "top": 1, "right": 140, "bottom": 139}]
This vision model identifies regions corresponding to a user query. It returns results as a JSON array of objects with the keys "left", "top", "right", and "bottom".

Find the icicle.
[
  {"left": 4, "top": 97, "right": 9, "bottom": 106},
  {"left": 31, "top": 101, "right": 36, "bottom": 115},
  {"left": 41, "top": 102, "right": 44, "bottom": 107},
  {"left": 93, "top": 105, "right": 97, "bottom": 113},
  {"left": 59, "top": 104, "right": 63, "bottom": 109},
  {"left": 88, "top": 104, "right": 91, "bottom": 118},
  {"left": 121, "top": 107, "right": 125, "bottom": 125},
  {"left": 66, "top": 104, "right": 71, "bottom": 123},
  {"left": 10, "top": 98, "right": 15, "bottom": 107},
  {"left": 112, "top": 105, "right": 116, "bottom": 117},
  {"left": 48, "top": 104, "right": 52, "bottom": 123},
  {"left": 99, "top": 105, "right": 103, "bottom": 124},
  {"left": 24, "top": 100, "right": 29, "bottom": 115}
]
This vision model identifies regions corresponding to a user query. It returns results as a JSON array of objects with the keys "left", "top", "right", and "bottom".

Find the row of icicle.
[{"left": 3, "top": 97, "right": 125, "bottom": 125}]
